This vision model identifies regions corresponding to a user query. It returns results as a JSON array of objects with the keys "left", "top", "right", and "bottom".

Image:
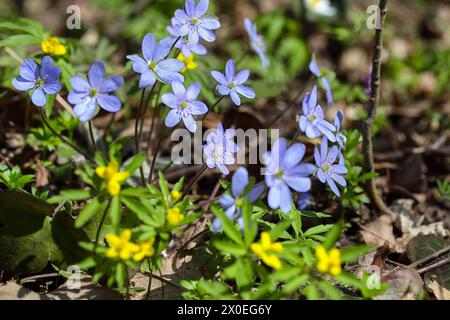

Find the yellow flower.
[
  {"left": 171, "top": 190, "right": 181, "bottom": 201},
  {"left": 105, "top": 229, "right": 140, "bottom": 261},
  {"left": 96, "top": 161, "right": 130, "bottom": 196},
  {"left": 177, "top": 53, "right": 197, "bottom": 73},
  {"left": 250, "top": 232, "right": 284, "bottom": 270},
  {"left": 41, "top": 37, "right": 67, "bottom": 56},
  {"left": 133, "top": 237, "right": 156, "bottom": 262},
  {"left": 315, "top": 245, "right": 342, "bottom": 276},
  {"left": 166, "top": 207, "right": 184, "bottom": 226}
]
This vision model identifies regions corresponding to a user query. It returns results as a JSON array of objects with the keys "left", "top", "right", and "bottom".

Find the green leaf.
[
  {"left": 158, "top": 171, "right": 170, "bottom": 203},
  {"left": 282, "top": 274, "right": 309, "bottom": 294},
  {"left": 322, "top": 221, "right": 342, "bottom": 250},
  {"left": 304, "top": 224, "right": 334, "bottom": 237},
  {"left": 318, "top": 280, "right": 342, "bottom": 300},
  {"left": 75, "top": 198, "right": 103, "bottom": 228},
  {"left": 213, "top": 240, "right": 247, "bottom": 256},
  {"left": 48, "top": 189, "right": 93, "bottom": 204},
  {"left": 109, "top": 196, "right": 121, "bottom": 227},
  {"left": 340, "top": 245, "right": 371, "bottom": 263},
  {"left": 303, "top": 283, "right": 321, "bottom": 300},
  {"left": 0, "top": 34, "right": 40, "bottom": 47},
  {"left": 210, "top": 205, "right": 244, "bottom": 246},
  {"left": 120, "top": 196, "right": 159, "bottom": 227},
  {"left": 124, "top": 153, "right": 146, "bottom": 175}
]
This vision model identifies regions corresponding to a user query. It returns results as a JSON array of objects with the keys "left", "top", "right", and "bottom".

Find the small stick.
[
  {"left": 361, "top": 0, "right": 392, "bottom": 215},
  {"left": 409, "top": 245, "right": 450, "bottom": 269},
  {"left": 417, "top": 256, "right": 450, "bottom": 275}
]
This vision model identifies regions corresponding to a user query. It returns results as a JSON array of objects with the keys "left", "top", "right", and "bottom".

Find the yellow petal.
[
  {"left": 270, "top": 242, "right": 284, "bottom": 253},
  {"left": 329, "top": 265, "right": 342, "bottom": 276},
  {"left": 315, "top": 245, "right": 328, "bottom": 260},
  {"left": 105, "top": 234, "right": 120, "bottom": 247},
  {"left": 260, "top": 232, "right": 271, "bottom": 249},
  {"left": 113, "top": 171, "right": 130, "bottom": 183},
  {"left": 264, "top": 255, "right": 282, "bottom": 270},
  {"left": 120, "top": 229, "right": 132, "bottom": 242},
  {"left": 54, "top": 44, "right": 67, "bottom": 56},
  {"left": 317, "top": 261, "right": 329, "bottom": 273},
  {"left": 107, "top": 180, "right": 121, "bottom": 196},
  {"left": 106, "top": 247, "right": 118, "bottom": 258},
  {"left": 96, "top": 166, "right": 107, "bottom": 179}
]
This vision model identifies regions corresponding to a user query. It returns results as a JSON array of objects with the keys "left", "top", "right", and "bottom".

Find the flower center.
[
  {"left": 190, "top": 17, "right": 199, "bottom": 25},
  {"left": 235, "top": 198, "right": 244, "bottom": 208},
  {"left": 35, "top": 77, "right": 45, "bottom": 87},
  {"left": 322, "top": 164, "right": 330, "bottom": 172},
  {"left": 275, "top": 170, "right": 284, "bottom": 179},
  {"left": 149, "top": 61, "right": 157, "bottom": 70},
  {"left": 309, "top": 114, "right": 316, "bottom": 122},
  {"left": 213, "top": 151, "right": 222, "bottom": 160},
  {"left": 180, "top": 101, "right": 187, "bottom": 109},
  {"left": 227, "top": 82, "right": 236, "bottom": 89},
  {"left": 89, "top": 88, "right": 98, "bottom": 97}
]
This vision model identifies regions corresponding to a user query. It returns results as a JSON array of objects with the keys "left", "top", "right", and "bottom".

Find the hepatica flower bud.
[
  {"left": 244, "top": 18, "right": 269, "bottom": 68},
  {"left": 12, "top": 56, "right": 62, "bottom": 107}
]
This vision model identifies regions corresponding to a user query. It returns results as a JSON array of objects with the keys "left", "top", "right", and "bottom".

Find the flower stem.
[
  {"left": 39, "top": 108, "right": 90, "bottom": 161},
  {"left": 145, "top": 258, "right": 153, "bottom": 300},
  {"left": 180, "top": 164, "right": 208, "bottom": 201},
  {"left": 362, "top": 0, "right": 391, "bottom": 215},
  {"left": 201, "top": 95, "right": 224, "bottom": 121},
  {"left": 148, "top": 125, "right": 168, "bottom": 184},
  {"left": 135, "top": 88, "right": 147, "bottom": 185},
  {"left": 138, "top": 84, "right": 157, "bottom": 146},
  {"left": 88, "top": 120, "right": 97, "bottom": 154},
  {"left": 266, "top": 76, "right": 312, "bottom": 128},
  {"left": 93, "top": 198, "right": 112, "bottom": 256}
]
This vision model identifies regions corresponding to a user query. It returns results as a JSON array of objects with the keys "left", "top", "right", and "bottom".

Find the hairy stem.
[
  {"left": 88, "top": 120, "right": 97, "bottom": 154},
  {"left": 180, "top": 164, "right": 208, "bottom": 201},
  {"left": 148, "top": 125, "right": 168, "bottom": 183},
  {"left": 135, "top": 88, "right": 147, "bottom": 185},
  {"left": 362, "top": 0, "right": 391, "bottom": 215},
  {"left": 201, "top": 95, "right": 224, "bottom": 121},
  {"left": 39, "top": 108, "right": 90, "bottom": 161}
]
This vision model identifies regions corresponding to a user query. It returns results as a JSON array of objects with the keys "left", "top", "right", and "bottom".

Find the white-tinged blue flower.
[
  {"left": 212, "top": 167, "right": 265, "bottom": 232},
  {"left": 12, "top": 56, "right": 62, "bottom": 107},
  {"left": 167, "top": 18, "right": 207, "bottom": 58},
  {"left": 68, "top": 61, "right": 124, "bottom": 122},
  {"left": 314, "top": 137, "right": 348, "bottom": 197},
  {"left": 243, "top": 18, "right": 269, "bottom": 68},
  {"left": 264, "top": 138, "right": 315, "bottom": 213},
  {"left": 162, "top": 81, "right": 208, "bottom": 133},
  {"left": 309, "top": 57, "right": 333, "bottom": 106},
  {"left": 126, "top": 33, "right": 184, "bottom": 88},
  {"left": 203, "top": 123, "right": 239, "bottom": 175},
  {"left": 297, "top": 192, "right": 313, "bottom": 210},
  {"left": 333, "top": 110, "right": 346, "bottom": 149},
  {"left": 174, "top": 0, "right": 220, "bottom": 47},
  {"left": 298, "top": 86, "right": 336, "bottom": 141},
  {"left": 211, "top": 59, "right": 256, "bottom": 106}
]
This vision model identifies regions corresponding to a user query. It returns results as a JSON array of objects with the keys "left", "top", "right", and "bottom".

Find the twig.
[
  {"left": 361, "top": 0, "right": 392, "bottom": 215},
  {"left": 180, "top": 164, "right": 208, "bottom": 201},
  {"left": 143, "top": 272, "right": 182, "bottom": 289},
  {"left": 408, "top": 245, "right": 450, "bottom": 269},
  {"left": 417, "top": 256, "right": 450, "bottom": 275}
]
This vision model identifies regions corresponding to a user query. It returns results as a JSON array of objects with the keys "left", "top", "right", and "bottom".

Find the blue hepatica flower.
[
  {"left": 126, "top": 33, "right": 184, "bottom": 88},
  {"left": 243, "top": 18, "right": 269, "bottom": 69},
  {"left": 333, "top": 110, "right": 346, "bottom": 149},
  {"left": 12, "top": 56, "right": 62, "bottom": 107},
  {"left": 297, "top": 192, "right": 313, "bottom": 210},
  {"left": 212, "top": 167, "right": 265, "bottom": 232},
  {"left": 68, "top": 61, "right": 124, "bottom": 122},
  {"left": 298, "top": 86, "right": 336, "bottom": 141},
  {"left": 314, "top": 137, "right": 348, "bottom": 197},
  {"left": 174, "top": 0, "right": 220, "bottom": 47},
  {"left": 167, "top": 18, "right": 207, "bottom": 58},
  {"left": 264, "top": 138, "right": 315, "bottom": 213},
  {"left": 162, "top": 80, "right": 208, "bottom": 133},
  {"left": 203, "top": 123, "right": 239, "bottom": 175},
  {"left": 309, "top": 57, "right": 333, "bottom": 106},
  {"left": 211, "top": 59, "right": 256, "bottom": 106}
]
